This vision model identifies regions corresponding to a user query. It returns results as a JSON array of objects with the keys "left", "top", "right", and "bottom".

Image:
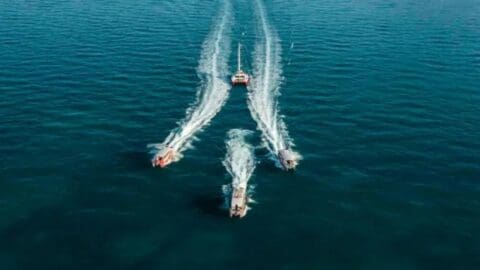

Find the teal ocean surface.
[{"left": 1, "top": 0, "right": 479, "bottom": 269}]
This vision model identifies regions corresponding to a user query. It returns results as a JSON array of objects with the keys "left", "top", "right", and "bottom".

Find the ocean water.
[{"left": 1, "top": 0, "right": 479, "bottom": 269}]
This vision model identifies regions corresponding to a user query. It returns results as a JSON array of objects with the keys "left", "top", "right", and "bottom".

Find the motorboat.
[
  {"left": 230, "top": 186, "right": 248, "bottom": 218},
  {"left": 278, "top": 149, "right": 298, "bottom": 171},
  {"left": 151, "top": 146, "right": 176, "bottom": 168}
]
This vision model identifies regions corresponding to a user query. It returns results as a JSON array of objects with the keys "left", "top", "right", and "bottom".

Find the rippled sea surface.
[{"left": 1, "top": 0, "right": 479, "bottom": 269}]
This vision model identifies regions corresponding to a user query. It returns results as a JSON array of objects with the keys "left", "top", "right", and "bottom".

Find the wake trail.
[
  {"left": 148, "top": 1, "right": 232, "bottom": 161},
  {"left": 247, "top": 0, "right": 300, "bottom": 161},
  {"left": 222, "top": 129, "right": 256, "bottom": 189},
  {"left": 222, "top": 129, "right": 256, "bottom": 212}
]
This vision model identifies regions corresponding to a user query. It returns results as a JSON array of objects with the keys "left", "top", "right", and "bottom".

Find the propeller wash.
[
  {"left": 247, "top": 0, "right": 300, "bottom": 170},
  {"left": 149, "top": 1, "right": 232, "bottom": 168},
  {"left": 222, "top": 129, "right": 256, "bottom": 218}
]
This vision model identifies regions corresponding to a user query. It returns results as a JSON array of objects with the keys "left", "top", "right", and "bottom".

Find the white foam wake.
[
  {"left": 222, "top": 129, "right": 256, "bottom": 189},
  {"left": 149, "top": 1, "right": 232, "bottom": 161},
  {"left": 247, "top": 0, "right": 299, "bottom": 161},
  {"left": 222, "top": 129, "right": 256, "bottom": 211}
]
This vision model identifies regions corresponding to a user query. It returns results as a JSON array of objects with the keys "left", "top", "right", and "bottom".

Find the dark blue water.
[{"left": 1, "top": 0, "right": 479, "bottom": 269}]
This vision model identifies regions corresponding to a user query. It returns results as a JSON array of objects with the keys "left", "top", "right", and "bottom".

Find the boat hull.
[{"left": 231, "top": 74, "right": 250, "bottom": 86}]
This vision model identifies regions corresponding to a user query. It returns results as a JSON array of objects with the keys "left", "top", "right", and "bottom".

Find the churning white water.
[
  {"left": 149, "top": 1, "right": 232, "bottom": 161},
  {"left": 223, "top": 129, "right": 256, "bottom": 188},
  {"left": 247, "top": 0, "right": 299, "bottom": 163},
  {"left": 222, "top": 129, "right": 256, "bottom": 210}
]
